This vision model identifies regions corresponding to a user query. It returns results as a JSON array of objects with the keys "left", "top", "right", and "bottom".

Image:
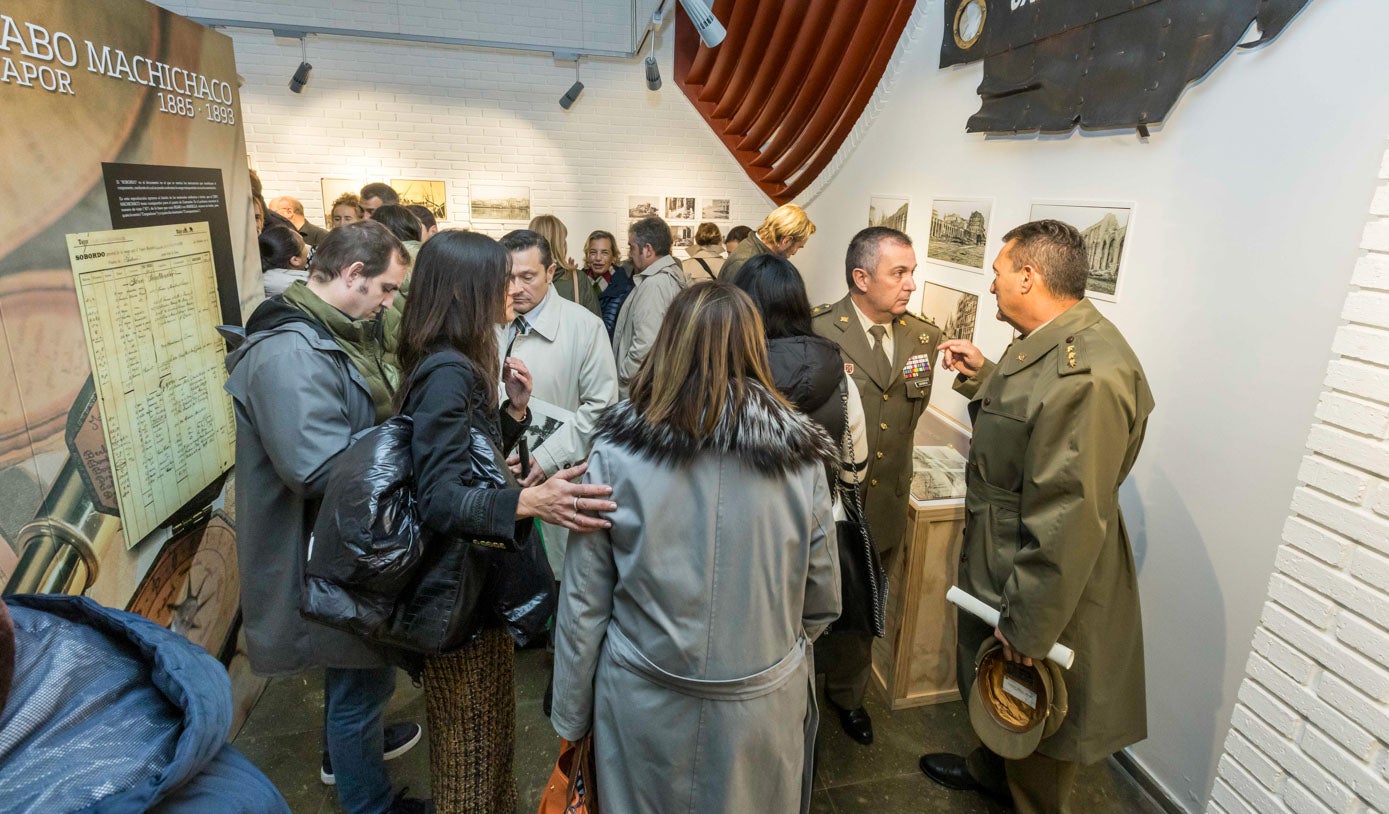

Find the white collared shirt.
[{"left": 851, "top": 299, "right": 894, "bottom": 362}]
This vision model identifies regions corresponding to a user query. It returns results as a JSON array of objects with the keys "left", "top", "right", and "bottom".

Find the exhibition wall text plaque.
[{"left": 66, "top": 222, "right": 235, "bottom": 548}]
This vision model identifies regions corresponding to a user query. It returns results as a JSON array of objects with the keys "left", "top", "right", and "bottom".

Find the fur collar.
[{"left": 594, "top": 382, "right": 839, "bottom": 476}]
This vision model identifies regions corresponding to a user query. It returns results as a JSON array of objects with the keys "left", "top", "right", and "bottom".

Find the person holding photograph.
[{"left": 551, "top": 282, "right": 841, "bottom": 814}]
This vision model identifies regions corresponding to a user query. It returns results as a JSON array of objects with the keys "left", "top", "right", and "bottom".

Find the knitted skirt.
[{"left": 423, "top": 626, "right": 516, "bottom": 813}]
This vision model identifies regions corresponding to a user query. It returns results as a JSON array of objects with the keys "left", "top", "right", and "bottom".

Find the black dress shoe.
[
  {"left": 830, "top": 702, "right": 874, "bottom": 745},
  {"left": 919, "top": 754, "right": 1014, "bottom": 807}
]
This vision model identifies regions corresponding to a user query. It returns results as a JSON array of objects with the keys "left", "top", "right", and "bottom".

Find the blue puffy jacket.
[{"left": 0, "top": 594, "right": 288, "bottom": 813}]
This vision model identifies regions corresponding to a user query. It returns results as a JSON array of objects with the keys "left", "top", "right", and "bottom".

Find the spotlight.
[
  {"left": 678, "top": 0, "right": 726, "bottom": 48},
  {"left": 645, "top": 55, "right": 661, "bottom": 91},
  {"left": 560, "top": 80, "right": 584, "bottom": 109},
  {"left": 289, "top": 61, "right": 312, "bottom": 93}
]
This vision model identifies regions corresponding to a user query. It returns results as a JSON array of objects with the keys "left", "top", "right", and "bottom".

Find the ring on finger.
[{"left": 573, "top": 497, "right": 580, "bottom": 513}]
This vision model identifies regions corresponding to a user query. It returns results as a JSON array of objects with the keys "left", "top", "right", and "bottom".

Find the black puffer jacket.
[{"left": 766, "top": 335, "right": 847, "bottom": 444}]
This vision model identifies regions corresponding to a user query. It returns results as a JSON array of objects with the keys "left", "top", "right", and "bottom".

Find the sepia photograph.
[
  {"left": 928, "top": 197, "right": 992, "bottom": 271},
  {"left": 1029, "top": 200, "right": 1133, "bottom": 301},
  {"left": 868, "top": 195, "right": 910, "bottom": 230},
  {"left": 470, "top": 183, "right": 531, "bottom": 222},
  {"left": 627, "top": 194, "right": 660, "bottom": 219},
  {"left": 391, "top": 178, "right": 448, "bottom": 220},
  {"left": 320, "top": 177, "right": 363, "bottom": 225},
  {"left": 915, "top": 279, "right": 979, "bottom": 345},
  {"left": 665, "top": 196, "right": 696, "bottom": 221},
  {"left": 699, "top": 197, "right": 731, "bottom": 220}
]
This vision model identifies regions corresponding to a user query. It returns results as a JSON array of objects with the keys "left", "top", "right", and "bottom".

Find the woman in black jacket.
[
  {"left": 731, "top": 255, "right": 867, "bottom": 483},
  {"left": 394, "top": 229, "right": 615, "bottom": 813}
]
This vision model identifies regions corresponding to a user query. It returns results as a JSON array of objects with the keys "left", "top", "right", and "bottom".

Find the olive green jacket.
[
  {"left": 953, "top": 298, "right": 1153, "bottom": 764},
  {"left": 719, "top": 233, "right": 771, "bottom": 281},
  {"left": 813, "top": 295, "right": 940, "bottom": 553},
  {"left": 552, "top": 266, "right": 601, "bottom": 317}
]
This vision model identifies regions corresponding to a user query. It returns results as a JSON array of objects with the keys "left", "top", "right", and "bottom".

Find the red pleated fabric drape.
[{"left": 675, "top": 0, "right": 916, "bottom": 204}]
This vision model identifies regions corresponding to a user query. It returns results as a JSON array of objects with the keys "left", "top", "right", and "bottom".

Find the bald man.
[{"left": 269, "top": 196, "right": 329, "bottom": 247}]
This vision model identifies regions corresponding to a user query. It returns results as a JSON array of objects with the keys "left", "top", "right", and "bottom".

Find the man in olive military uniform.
[
  {"left": 812, "top": 226, "right": 940, "bottom": 745},
  {"left": 920, "top": 220, "right": 1153, "bottom": 813}
]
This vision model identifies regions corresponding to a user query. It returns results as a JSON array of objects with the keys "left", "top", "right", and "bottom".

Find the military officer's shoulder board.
[
  {"left": 1059, "top": 333, "right": 1091, "bottom": 376},
  {"left": 811, "top": 303, "right": 833, "bottom": 318}
]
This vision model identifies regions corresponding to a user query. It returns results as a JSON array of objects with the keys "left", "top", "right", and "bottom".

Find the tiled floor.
[{"left": 234, "top": 648, "right": 1163, "bottom": 813}]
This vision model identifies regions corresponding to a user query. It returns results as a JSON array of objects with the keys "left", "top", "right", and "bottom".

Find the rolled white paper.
[{"left": 946, "top": 585, "right": 1076, "bottom": 670}]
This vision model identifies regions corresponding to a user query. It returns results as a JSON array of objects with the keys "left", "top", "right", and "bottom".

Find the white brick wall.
[
  {"left": 1210, "top": 143, "right": 1389, "bottom": 813},
  {"left": 156, "top": 1, "right": 772, "bottom": 253}
]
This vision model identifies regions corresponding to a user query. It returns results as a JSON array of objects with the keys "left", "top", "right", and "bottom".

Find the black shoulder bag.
[{"left": 831, "top": 381, "right": 888, "bottom": 638}]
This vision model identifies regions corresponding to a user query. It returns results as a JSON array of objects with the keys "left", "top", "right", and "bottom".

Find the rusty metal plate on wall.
[
  {"left": 940, "top": 0, "right": 1159, "bottom": 67},
  {"left": 945, "top": 0, "right": 1315, "bottom": 134}
]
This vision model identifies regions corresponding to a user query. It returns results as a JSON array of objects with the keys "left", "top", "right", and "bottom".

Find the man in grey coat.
[
  {"left": 613, "top": 215, "right": 687, "bottom": 397},
  {"left": 223, "top": 221, "right": 425, "bottom": 814}
]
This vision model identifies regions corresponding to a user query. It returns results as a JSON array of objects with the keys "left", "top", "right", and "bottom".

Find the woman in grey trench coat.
[{"left": 551, "top": 283, "right": 842, "bottom": 814}]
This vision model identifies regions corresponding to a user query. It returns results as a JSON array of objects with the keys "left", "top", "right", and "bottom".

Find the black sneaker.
[
  {"left": 388, "top": 787, "right": 434, "bottom": 814},
  {"left": 321, "top": 722, "right": 424, "bottom": 785}
]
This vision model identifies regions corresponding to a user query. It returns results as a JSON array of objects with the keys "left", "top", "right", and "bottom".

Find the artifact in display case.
[
  {"left": 872, "top": 405, "right": 971, "bottom": 709},
  {"left": 912, "top": 445, "right": 967, "bottom": 502}
]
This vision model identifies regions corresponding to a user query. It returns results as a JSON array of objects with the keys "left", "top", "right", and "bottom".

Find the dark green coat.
[
  {"left": 813, "top": 295, "right": 940, "bottom": 553},
  {"left": 719, "top": 233, "right": 770, "bottom": 281},
  {"left": 552, "top": 266, "right": 601, "bottom": 317},
  {"left": 954, "top": 299, "right": 1153, "bottom": 765}
]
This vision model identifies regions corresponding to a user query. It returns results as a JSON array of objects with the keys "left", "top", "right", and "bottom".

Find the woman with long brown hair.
[
  {"left": 393, "top": 229, "right": 615, "bottom": 813},
  {"left": 529, "top": 214, "right": 600, "bottom": 316},
  {"left": 550, "top": 282, "right": 842, "bottom": 813}
]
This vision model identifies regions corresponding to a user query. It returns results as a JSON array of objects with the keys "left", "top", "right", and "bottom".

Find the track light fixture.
[
  {"left": 677, "top": 0, "right": 726, "bottom": 48},
  {"left": 558, "top": 55, "right": 584, "bottom": 110},
  {"left": 289, "top": 37, "right": 311, "bottom": 93},
  {"left": 644, "top": 37, "right": 661, "bottom": 91}
]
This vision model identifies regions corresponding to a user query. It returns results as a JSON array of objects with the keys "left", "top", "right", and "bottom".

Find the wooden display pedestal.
[{"left": 870, "top": 496, "right": 966, "bottom": 710}]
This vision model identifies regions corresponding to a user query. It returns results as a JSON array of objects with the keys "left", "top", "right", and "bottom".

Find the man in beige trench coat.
[{"left": 919, "top": 220, "right": 1154, "bottom": 813}]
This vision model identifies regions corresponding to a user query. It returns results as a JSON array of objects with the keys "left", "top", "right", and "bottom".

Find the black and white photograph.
[
  {"left": 627, "top": 194, "right": 660, "bottom": 219},
  {"left": 391, "top": 178, "right": 448, "bottom": 220},
  {"left": 928, "top": 197, "right": 992, "bottom": 271},
  {"left": 869, "top": 195, "right": 910, "bottom": 230},
  {"left": 914, "top": 279, "right": 979, "bottom": 346},
  {"left": 671, "top": 224, "right": 694, "bottom": 255},
  {"left": 470, "top": 183, "right": 531, "bottom": 222},
  {"left": 665, "top": 196, "right": 696, "bottom": 221},
  {"left": 1029, "top": 200, "right": 1133, "bottom": 301},
  {"left": 699, "top": 197, "right": 731, "bottom": 220}
]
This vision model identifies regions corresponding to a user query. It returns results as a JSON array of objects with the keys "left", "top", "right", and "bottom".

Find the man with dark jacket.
[{"left": 223, "top": 221, "right": 427, "bottom": 814}]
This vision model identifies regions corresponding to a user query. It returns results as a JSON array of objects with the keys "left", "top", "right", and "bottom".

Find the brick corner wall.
[{"left": 1208, "top": 141, "right": 1389, "bottom": 813}]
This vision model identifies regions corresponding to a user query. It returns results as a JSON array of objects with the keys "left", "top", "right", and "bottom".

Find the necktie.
[
  {"left": 505, "top": 315, "right": 528, "bottom": 358},
  {"left": 868, "top": 324, "right": 890, "bottom": 381}
]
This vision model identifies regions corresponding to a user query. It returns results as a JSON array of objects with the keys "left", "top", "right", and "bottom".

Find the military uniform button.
[
  {"left": 1066, "top": 336, "right": 1075, "bottom": 343},
  {"left": 882, "top": 394, "right": 890, "bottom": 401},
  {"left": 983, "top": 398, "right": 992, "bottom": 406},
  {"left": 876, "top": 451, "right": 884, "bottom": 459},
  {"left": 870, "top": 478, "right": 878, "bottom": 487},
  {"left": 879, "top": 422, "right": 888, "bottom": 430}
]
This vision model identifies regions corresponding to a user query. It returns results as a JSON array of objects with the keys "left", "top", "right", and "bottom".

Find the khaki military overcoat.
[
  {"left": 954, "top": 299, "right": 1154, "bottom": 765},
  {"left": 814, "top": 295, "right": 940, "bottom": 554}
]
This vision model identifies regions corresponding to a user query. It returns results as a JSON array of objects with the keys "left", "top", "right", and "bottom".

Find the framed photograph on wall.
[
  {"left": 321, "top": 177, "right": 363, "bottom": 226},
  {"left": 869, "top": 195, "right": 910, "bottom": 230},
  {"left": 699, "top": 197, "right": 731, "bottom": 221},
  {"left": 1028, "top": 200, "right": 1134, "bottom": 302},
  {"left": 391, "top": 178, "right": 448, "bottom": 221},
  {"left": 916, "top": 280, "right": 979, "bottom": 346},
  {"left": 671, "top": 224, "right": 695, "bottom": 258},
  {"left": 628, "top": 195, "right": 660, "bottom": 219},
  {"left": 470, "top": 183, "right": 531, "bottom": 223},
  {"left": 927, "top": 197, "right": 992, "bottom": 272},
  {"left": 665, "top": 196, "right": 696, "bottom": 221}
]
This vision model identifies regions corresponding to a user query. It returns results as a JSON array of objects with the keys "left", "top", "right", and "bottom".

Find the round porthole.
[{"left": 954, "top": 0, "right": 987, "bottom": 50}]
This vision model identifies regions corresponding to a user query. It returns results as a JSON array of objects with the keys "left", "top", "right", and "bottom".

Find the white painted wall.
[
  {"left": 153, "top": 0, "right": 772, "bottom": 265},
  {"left": 1208, "top": 150, "right": 1389, "bottom": 813},
  {"left": 794, "top": 1, "right": 1389, "bottom": 809}
]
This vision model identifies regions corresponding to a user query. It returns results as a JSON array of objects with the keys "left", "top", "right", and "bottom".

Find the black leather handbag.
[{"left": 832, "top": 383, "right": 888, "bottom": 638}]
